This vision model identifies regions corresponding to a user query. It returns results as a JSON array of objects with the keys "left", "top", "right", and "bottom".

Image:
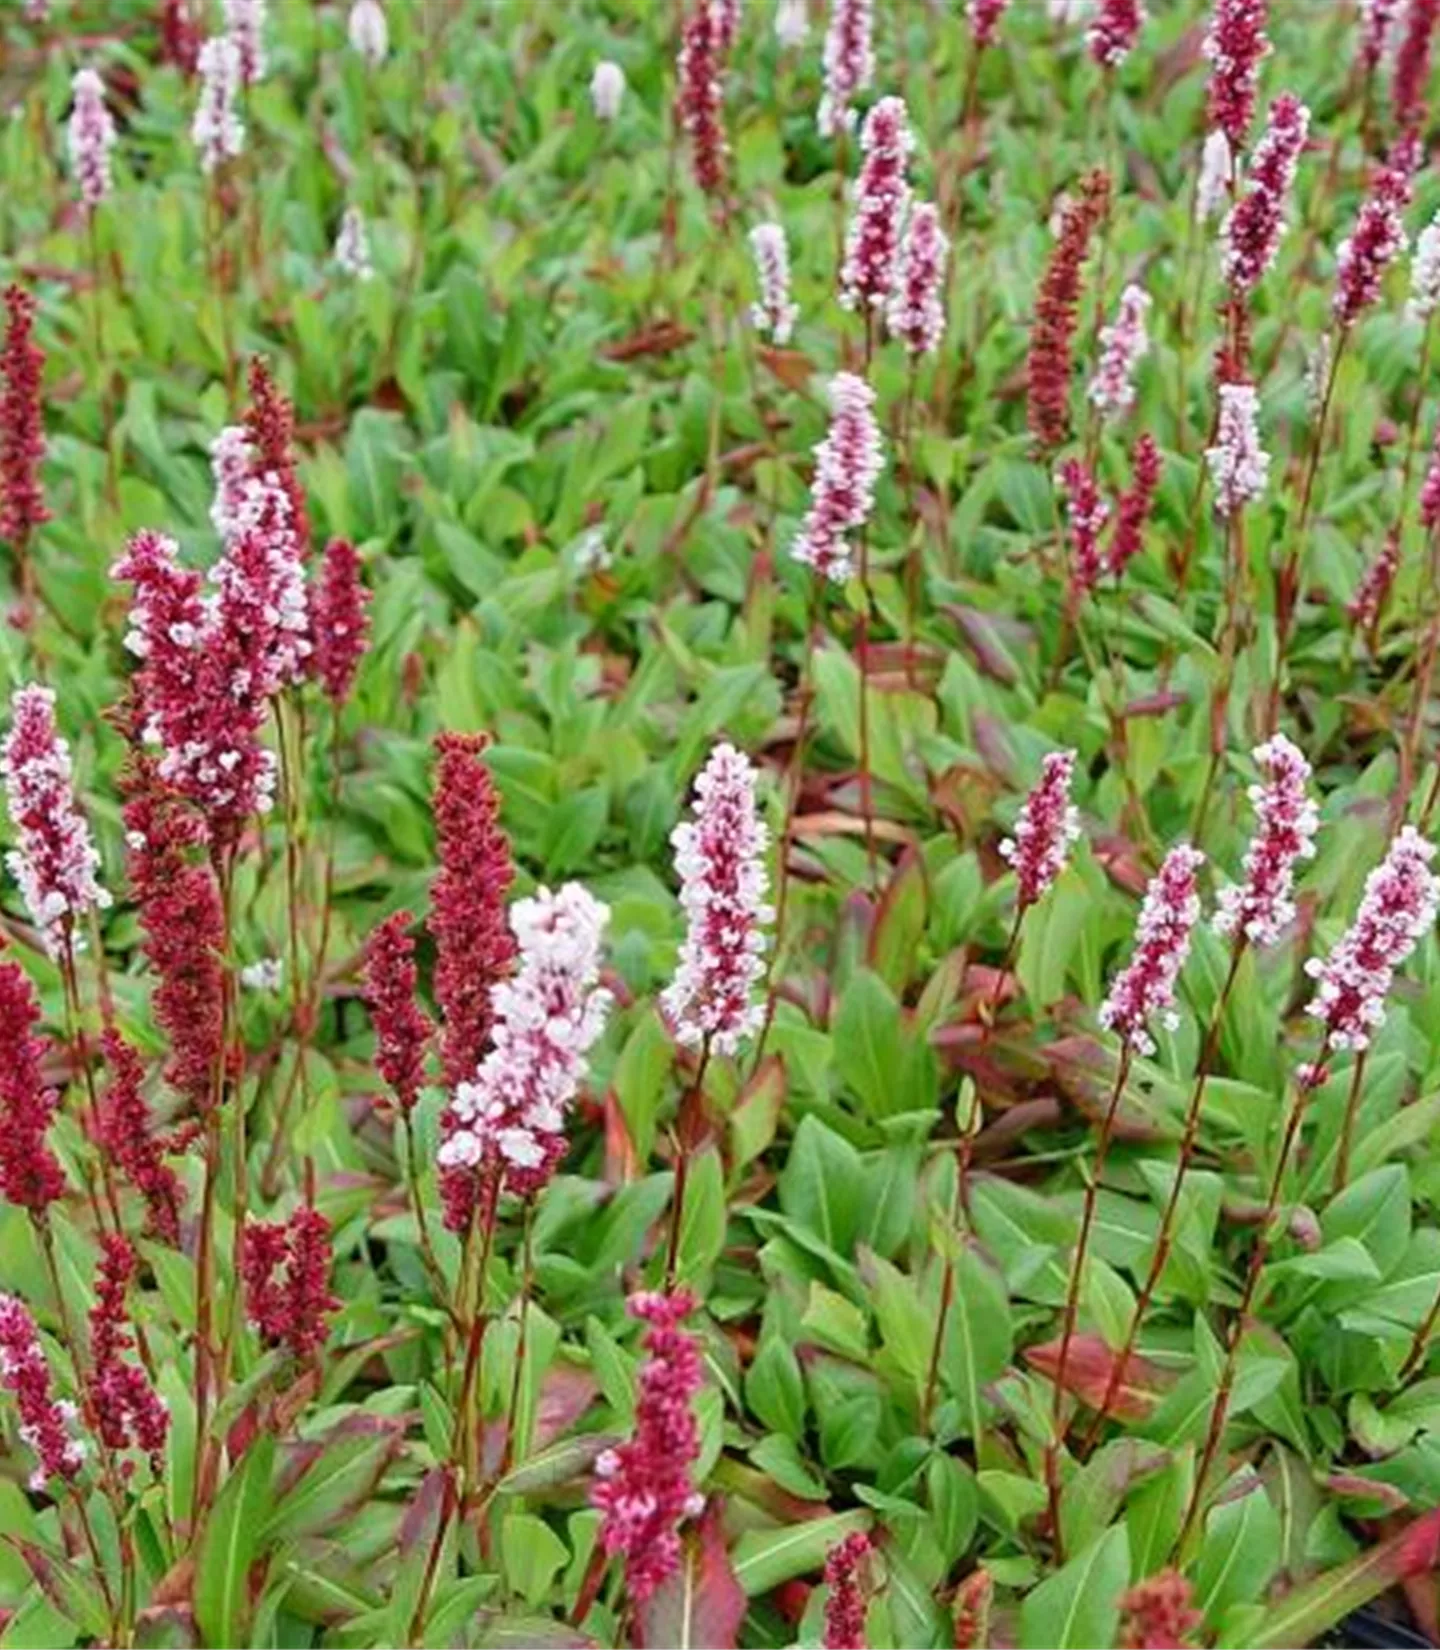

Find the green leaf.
[
  {"left": 730, "top": 1511, "right": 870, "bottom": 1596},
  {"left": 195, "top": 1434, "right": 276, "bottom": 1649},
  {"left": 778, "top": 1116, "right": 864, "bottom": 1254},
  {"left": 941, "top": 1242, "right": 1013, "bottom": 1439},
  {"left": 1194, "top": 1474, "right": 1282, "bottom": 1628},
  {"left": 1018, "top": 1524, "right": 1130, "bottom": 1650},
  {"left": 831, "top": 969, "right": 938, "bottom": 1120},
  {"left": 675, "top": 1146, "right": 726, "bottom": 1289},
  {"left": 500, "top": 1514, "right": 569, "bottom": 1610}
]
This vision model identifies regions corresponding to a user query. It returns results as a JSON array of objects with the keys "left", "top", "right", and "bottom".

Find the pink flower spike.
[
  {"left": 0, "top": 285, "right": 49, "bottom": 555},
  {"left": 310, "top": 537, "right": 371, "bottom": 706},
  {"left": 749, "top": 223, "right": 799, "bottom": 345},
  {"left": 1360, "top": 0, "right": 1402, "bottom": 70},
  {"left": 1000, "top": 750, "right": 1082, "bottom": 910},
  {"left": 221, "top": 0, "right": 266, "bottom": 84},
  {"left": 438, "top": 882, "right": 612, "bottom": 1200},
  {"left": 823, "top": 1532, "right": 874, "bottom": 1650},
  {"left": 888, "top": 200, "right": 950, "bottom": 357},
  {"left": 968, "top": 0, "right": 1010, "bottom": 49},
  {"left": 1348, "top": 526, "right": 1402, "bottom": 634},
  {"left": 818, "top": 0, "right": 874, "bottom": 136},
  {"left": 67, "top": 68, "right": 116, "bottom": 212},
  {"left": 193, "top": 35, "right": 244, "bottom": 172},
  {"left": 1087, "top": 0, "right": 1146, "bottom": 66},
  {"left": 209, "top": 424, "right": 254, "bottom": 542},
  {"left": 1203, "top": 0, "right": 1271, "bottom": 147},
  {"left": 1304, "top": 826, "right": 1439, "bottom": 1056},
  {"left": 677, "top": 0, "right": 729, "bottom": 203},
  {"left": 792, "top": 372, "right": 884, "bottom": 584},
  {"left": 0, "top": 953, "right": 64, "bottom": 1214},
  {"left": 840, "top": 96, "right": 913, "bottom": 314},
  {"left": 663, "top": 743, "right": 772, "bottom": 1056},
  {"left": 2, "top": 685, "right": 110, "bottom": 953},
  {"left": 1393, "top": 0, "right": 1440, "bottom": 132},
  {"left": 0, "top": 1295, "right": 85, "bottom": 1490},
  {"left": 1099, "top": 844, "right": 1206, "bottom": 1056},
  {"left": 1088, "top": 282, "right": 1151, "bottom": 417},
  {"left": 362, "top": 912, "right": 432, "bottom": 1116},
  {"left": 1106, "top": 432, "right": 1162, "bottom": 578},
  {"left": 1214, "top": 733, "right": 1318, "bottom": 948},
  {"left": 1206, "top": 382, "right": 1269, "bottom": 517},
  {"left": 1334, "top": 139, "right": 1417, "bottom": 327},
  {"left": 88, "top": 1235, "right": 168, "bottom": 1468},
  {"left": 1058, "top": 458, "right": 1110, "bottom": 598},
  {"left": 591, "top": 1290, "right": 706, "bottom": 1605},
  {"left": 1220, "top": 93, "right": 1309, "bottom": 296},
  {"left": 1421, "top": 418, "right": 1440, "bottom": 529}
]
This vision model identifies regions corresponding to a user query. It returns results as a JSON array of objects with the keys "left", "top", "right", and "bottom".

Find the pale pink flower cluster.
[
  {"left": 590, "top": 60, "right": 625, "bottom": 120},
  {"left": 210, "top": 473, "right": 311, "bottom": 694},
  {"left": 792, "top": 372, "right": 885, "bottom": 583},
  {"left": 1088, "top": 282, "right": 1151, "bottom": 416},
  {"left": 840, "top": 97, "right": 914, "bottom": 313},
  {"left": 348, "top": 0, "right": 388, "bottom": 67},
  {"left": 1206, "top": 382, "right": 1269, "bottom": 516},
  {"left": 67, "top": 68, "right": 116, "bottom": 212},
  {"left": 222, "top": 0, "right": 266, "bottom": 84},
  {"left": 1058, "top": 458, "right": 1109, "bottom": 596},
  {"left": 1359, "top": 0, "right": 1401, "bottom": 69},
  {"left": 1221, "top": 93, "right": 1310, "bottom": 294},
  {"left": 591, "top": 1290, "right": 706, "bottom": 1604},
  {"left": 888, "top": 201, "right": 950, "bottom": 356},
  {"left": 193, "top": 35, "right": 245, "bottom": 173},
  {"left": 1304, "top": 826, "right": 1439, "bottom": 1056},
  {"left": 210, "top": 425, "right": 255, "bottom": 540},
  {"left": 749, "top": 223, "right": 799, "bottom": 344},
  {"left": 437, "top": 882, "right": 612, "bottom": 1198},
  {"left": 333, "top": 206, "right": 374, "bottom": 281},
  {"left": 1214, "top": 733, "right": 1318, "bottom": 947},
  {"left": 776, "top": 0, "right": 810, "bottom": 47},
  {"left": 1099, "top": 844, "right": 1205, "bottom": 1055},
  {"left": 1334, "top": 140, "right": 1416, "bottom": 326},
  {"left": 818, "top": 0, "right": 875, "bottom": 137},
  {"left": 968, "top": 0, "right": 1010, "bottom": 48},
  {"left": 2, "top": 686, "right": 110, "bottom": 953},
  {"left": 1087, "top": 0, "right": 1146, "bottom": 66},
  {"left": 1202, "top": 0, "right": 1272, "bottom": 146},
  {"left": 1409, "top": 213, "right": 1440, "bottom": 321},
  {"left": 1000, "top": 750, "right": 1081, "bottom": 909},
  {"left": 1195, "top": 130, "right": 1232, "bottom": 225},
  {"left": 662, "top": 743, "right": 772, "bottom": 1057}
]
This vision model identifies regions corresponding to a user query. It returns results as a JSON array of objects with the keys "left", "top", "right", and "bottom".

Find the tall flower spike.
[
  {"left": 1099, "top": 844, "right": 1206, "bottom": 1056},
  {"left": 122, "top": 771, "right": 227, "bottom": 1111},
  {"left": 1348, "top": 526, "right": 1402, "bottom": 633},
  {"left": 591, "top": 60, "right": 625, "bottom": 120},
  {"left": 1088, "top": 282, "right": 1151, "bottom": 417},
  {"left": 210, "top": 472, "right": 310, "bottom": 695},
  {"left": 97, "top": 1030, "right": 182, "bottom": 1246},
  {"left": 1421, "top": 418, "right": 1440, "bottom": 529},
  {"left": 1107, "top": 432, "right": 1162, "bottom": 578},
  {"left": 840, "top": 97, "right": 913, "bottom": 314},
  {"left": 1220, "top": 92, "right": 1309, "bottom": 296},
  {"left": 591, "top": 1290, "right": 706, "bottom": 1605},
  {"left": 1203, "top": 0, "right": 1270, "bottom": 147},
  {"left": 1393, "top": 0, "right": 1440, "bottom": 132},
  {"left": 333, "top": 207, "right": 374, "bottom": 281},
  {"left": 428, "top": 734, "right": 517, "bottom": 1090},
  {"left": 823, "top": 1532, "right": 874, "bottom": 1650},
  {"left": 888, "top": 200, "right": 950, "bottom": 357},
  {"left": 310, "top": 538, "right": 371, "bottom": 705},
  {"left": 677, "top": 0, "right": 728, "bottom": 204},
  {"left": 1213, "top": 733, "right": 1318, "bottom": 947},
  {"left": 348, "top": 0, "right": 388, "bottom": 66},
  {"left": 1206, "top": 382, "right": 1269, "bottom": 517},
  {"left": 0, "top": 285, "right": 49, "bottom": 555},
  {"left": 0, "top": 1296, "right": 85, "bottom": 1489},
  {"left": 662, "top": 743, "right": 772, "bottom": 1056},
  {"left": 2, "top": 686, "right": 110, "bottom": 954},
  {"left": 243, "top": 1205, "right": 338, "bottom": 1360},
  {"left": 67, "top": 68, "right": 116, "bottom": 211},
  {"left": 968, "top": 0, "right": 1010, "bottom": 49},
  {"left": 791, "top": 372, "right": 884, "bottom": 584},
  {"left": 1334, "top": 139, "right": 1416, "bottom": 326},
  {"left": 1304, "top": 826, "right": 1440, "bottom": 1056},
  {"left": 1058, "top": 458, "right": 1109, "bottom": 598},
  {"left": 438, "top": 882, "right": 612, "bottom": 1198},
  {"left": 1195, "top": 130, "right": 1232, "bottom": 226},
  {"left": 362, "top": 912, "right": 432, "bottom": 1115},
  {"left": 818, "top": 0, "right": 874, "bottom": 136},
  {"left": 1026, "top": 169, "right": 1110, "bottom": 448},
  {"left": 0, "top": 952, "right": 64, "bottom": 1213},
  {"left": 221, "top": 0, "right": 265, "bottom": 83},
  {"left": 775, "top": 0, "right": 809, "bottom": 46},
  {"left": 1410, "top": 211, "right": 1440, "bottom": 321},
  {"left": 209, "top": 425, "right": 254, "bottom": 542},
  {"left": 88, "top": 1235, "right": 168, "bottom": 1468},
  {"left": 1000, "top": 750, "right": 1081, "bottom": 910},
  {"left": 748, "top": 223, "right": 799, "bottom": 345},
  {"left": 193, "top": 35, "right": 245, "bottom": 172},
  {"left": 1087, "top": 0, "right": 1146, "bottom": 66},
  {"left": 244, "top": 358, "right": 309, "bottom": 558},
  {"left": 1360, "top": 0, "right": 1402, "bottom": 70}
]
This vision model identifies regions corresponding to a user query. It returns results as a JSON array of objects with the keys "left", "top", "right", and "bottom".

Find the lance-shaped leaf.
[{"left": 637, "top": 1502, "right": 746, "bottom": 1649}]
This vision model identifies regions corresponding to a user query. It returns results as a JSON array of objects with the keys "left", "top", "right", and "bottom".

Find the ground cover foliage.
[{"left": 10, "top": 1, "right": 1440, "bottom": 1647}]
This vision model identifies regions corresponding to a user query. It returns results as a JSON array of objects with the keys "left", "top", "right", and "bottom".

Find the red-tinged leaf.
[
  {"left": 729, "top": 1054, "right": 786, "bottom": 1171},
  {"left": 790, "top": 809, "right": 914, "bottom": 844},
  {"left": 194, "top": 1431, "right": 276, "bottom": 1649},
  {"left": 1323, "top": 1473, "right": 1411, "bottom": 1513},
  {"left": 481, "top": 1364, "right": 599, "bottom": 1475},
  {"left": 638, "top": 1503, "right": 746, "bottom": 1650},
  {"left": 388, "top": 1468, "right": 456, "bottom": 1644},
  {"left": 133, "top": 1604, "right": 200, "bottom": 1647},
  {"left": 1024, "top": 1335, "right": 1168, "bottom": 1421},
  {"left": 265, "top": 1414, "right": 405, "bottom": 1543},
  {"left": 868, "top": 847, "right": 928, "bottom": 994},
  {"left": 1123, "top": 690, "right": 1188, "bottom": 718},
  {"left": 1046, "top": 1037, "right": 1167, "bottom": 1141},
  {"left": 757, "top": 345, "right": 816, "bottom": 394},
  {"left": 946, "top": 606, "right": 1022, "bottom": 685},
  {"left": 602, "top": 321, "right": 695, "bottom": 361},
  {"left": 1251, "top": 1508, "right": 1440, "bottom": 1647},
  {"left": 5, "top": 1535, "right": 111, "bottom": 1638}
]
